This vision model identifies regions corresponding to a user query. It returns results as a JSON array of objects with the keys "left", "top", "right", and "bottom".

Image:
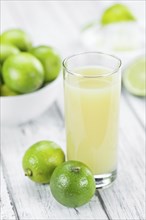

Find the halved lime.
[
  {"left": 101, "top": 4, "right": 136, "bottom": 25},
  {"left": 123, "top": 57, "right": 146, "bottom": 97}
]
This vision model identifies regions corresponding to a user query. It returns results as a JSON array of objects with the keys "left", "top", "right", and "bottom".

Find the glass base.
[{"left": 94, "top": 170, "right": 117, "bottom": 189}]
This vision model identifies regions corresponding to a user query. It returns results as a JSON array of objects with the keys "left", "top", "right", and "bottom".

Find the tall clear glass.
[{"left": 63, "top": 52, "right": 121, "bottom": 188}]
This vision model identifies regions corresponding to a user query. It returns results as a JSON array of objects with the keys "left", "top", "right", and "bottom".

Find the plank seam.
[
  {"left": 54, "top": 102, "right": 65, "bottom": 126},
  {"left": 1, "top": 159, "right": 20, "bottom": 220},
  {"left": 96, "top": 191, "right": 111, "bottom": 220}
]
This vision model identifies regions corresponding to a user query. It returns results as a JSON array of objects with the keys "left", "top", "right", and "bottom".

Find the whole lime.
[
  {"left": 1, "top": 29, "right": 32, "bottom": 51},
  {"left": 22, "top": 140, "right": 65, "bottom": 184},
  {"left": 2, "top": 52, "right": 44, "bottom": 93},
  {"left": 101, "top": 3, "right": 136, "bottom": 26},
  {"left": 0, "top": 84, "right": 19, "bottom": 96},
  {"left": 0, "top": 43, "right": 20, "bottom": 64},
  {"left": 30, "top": 46, "right": 61, "bottom": 82},
  {"left": 50, "top": 160, "right": 96, "bottom": 208}
]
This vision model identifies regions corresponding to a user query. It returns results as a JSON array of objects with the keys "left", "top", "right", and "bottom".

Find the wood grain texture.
[
  {"left": 1, "top": 168, "right": 17, "bottom": 220},
  {"left": 98, "top": 96, "right": 145, "bottom": 220},
  {"left": 1, "top": 104, "right": 108, "bottom": 220},
  {"left": 1, "top": 1, "right": 145, "bottom": 220},
  {"left": 123, "top": 90, "right": 146, "bottom": 128}
]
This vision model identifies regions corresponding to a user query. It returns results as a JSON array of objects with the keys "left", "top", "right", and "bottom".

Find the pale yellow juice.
[{"left": 64, "top": 66, "right": 121, "bottom": 175}]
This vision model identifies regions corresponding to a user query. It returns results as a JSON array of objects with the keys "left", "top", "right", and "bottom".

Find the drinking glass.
[{"left": 63, "top": 52, "right": 121, "bottom": 188}]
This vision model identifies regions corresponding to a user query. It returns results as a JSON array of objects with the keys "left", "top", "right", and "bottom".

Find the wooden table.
[{"left": 1, "top": 1, "right": 145, "bottom": 220}]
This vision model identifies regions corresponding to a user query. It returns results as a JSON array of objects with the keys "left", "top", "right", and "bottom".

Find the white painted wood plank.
[
  {"left": 123, "top": 90, "right": 146, "bottom": 128},
  {"left": 2, "top": 98, "right": 145, "bottom": 220},
  {"left": 1, "top": 104, "right": 108, "bottom": 220},
  {"left": 1, "top": 168, "right": 17, "bottom": 220},
  {"left": 98, "top": 96, "right": 145, "bottom": 220}
]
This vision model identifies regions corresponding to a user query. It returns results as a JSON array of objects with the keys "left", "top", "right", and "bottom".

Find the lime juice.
[{"left": 64, "top": 66, "right": 121, "bottom": 175}]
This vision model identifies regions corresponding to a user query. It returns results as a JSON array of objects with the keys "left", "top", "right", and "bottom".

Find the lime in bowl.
[{"left": 0, "top": 76, "right": 61, "bottom": 125}]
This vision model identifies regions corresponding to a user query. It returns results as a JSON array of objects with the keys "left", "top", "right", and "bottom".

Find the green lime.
[
  {"left": 123, "top": 57, "right": 146, "bottom": 97},
  {"left": 0, "top": 84, "right": 19, "bottom": 96},
  {"left": 30, "top": 46, "right": 61, "bottom": 82},
  {"left": 50, "top": 160, "right": 96, "bottom": 208},
  {"left": 0, "top": 63, "right": 3, "bottom": 84},
  {"left": 101, "top": 4, "right": 136, "bottom": 25},
  {"left": 0, "top": 43, "right": 20, "bottom": 64},
  {"left": 22, "top": 140, "right": 65, "bottom": 184},
  {"left": 2, "top": 52, "right": 44, "bottom": 93},
  {"left": 1, "top": 29, "right": 32, "bottom": 51}
]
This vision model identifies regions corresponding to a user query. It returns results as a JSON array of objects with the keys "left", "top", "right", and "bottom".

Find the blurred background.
[
  {"left": 1, "top": 1, "right": 145, "bottom": 56},
  {"left": 1, "top": 0, "right": 145, "bottom": 123}
]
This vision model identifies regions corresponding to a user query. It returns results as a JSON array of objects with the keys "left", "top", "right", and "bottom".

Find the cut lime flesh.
[{"left": 123, "top": 57, "right": 146, "bottom": 97}]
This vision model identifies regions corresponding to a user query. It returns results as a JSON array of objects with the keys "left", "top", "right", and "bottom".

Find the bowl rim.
[{"left": 0, "top": 74, "right": 61, "bottom": 100}]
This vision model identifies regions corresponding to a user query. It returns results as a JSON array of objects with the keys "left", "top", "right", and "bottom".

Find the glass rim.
[{"left": 63, "top": 51, "right": 122, "bottom": 78}]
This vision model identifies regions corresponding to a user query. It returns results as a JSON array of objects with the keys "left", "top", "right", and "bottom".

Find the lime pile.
[
  {"left": 0, "top": 29, "right": 61, "bottom": 96},
  {"left": 123, "top": 57, "right": 146, "bottom": 97},
  {"left": 22, "top": 140, "right": 96, "bottom": 208}
]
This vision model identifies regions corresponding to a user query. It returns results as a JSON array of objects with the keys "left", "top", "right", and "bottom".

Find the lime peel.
[
  {"left": 50, "top": 160, "right": 96, "bottom": 208},
  {"left": 101, "top": 3, "right": 136, "bottom": 26},
  {"left": 22, "top": 140, "right": 65, "bottom": 183}
]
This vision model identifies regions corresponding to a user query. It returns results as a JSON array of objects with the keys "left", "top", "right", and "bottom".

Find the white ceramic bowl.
[{"left": 1, "top": 76, "right": 61, "bottom": 126}]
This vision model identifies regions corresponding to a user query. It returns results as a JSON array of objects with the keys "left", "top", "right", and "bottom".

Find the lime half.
[
  {"left": 101, "top": 4, "right": 136, "bottom": 25},
  {"left": 123, "top": 57, "right": 146, "bottom": 97}
]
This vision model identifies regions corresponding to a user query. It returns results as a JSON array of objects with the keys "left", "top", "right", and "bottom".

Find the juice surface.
[{"left": 64, "top": 66, "right": 121, "bottom": 174}]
